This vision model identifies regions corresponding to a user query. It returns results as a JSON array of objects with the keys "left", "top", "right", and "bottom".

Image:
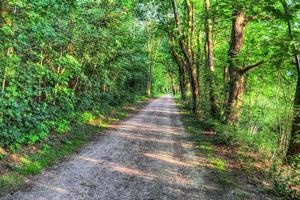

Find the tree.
[
  {"left": 171, "top": 0, "right": 199, "bottom": 113},
  {"left": 225, "top": 9, "right": 264, "bottom": 124},
  {"left": 204, "top": 0, "right": 220, "bottom": 118},
  {"left": 280, "top": 0, "right": 300, "bottom": 157},
  {"left": 169, "top": 32, "right": 187, "bottom": 100}
]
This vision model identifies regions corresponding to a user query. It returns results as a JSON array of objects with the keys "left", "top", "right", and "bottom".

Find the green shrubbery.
[{"left": 0, "top": 1, "right": 151, "bottom": 150}]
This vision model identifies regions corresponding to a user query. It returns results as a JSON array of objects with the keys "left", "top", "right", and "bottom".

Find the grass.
[
  {"left": 0, "top": 96, "right": 149, "bottom": 197},
  {"left": 175, "top": 99, "right": 236, "bottom": 188},
  {"left": 0, "top": 173, "right": 25, "bottom": 195},
  {"left": 208, "top": 157, "right": 227, "bottom": 171}
]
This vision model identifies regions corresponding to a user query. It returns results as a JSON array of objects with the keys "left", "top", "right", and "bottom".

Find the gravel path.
[{"left": 2, "top": 95, "right": 221, "bottom": 200}]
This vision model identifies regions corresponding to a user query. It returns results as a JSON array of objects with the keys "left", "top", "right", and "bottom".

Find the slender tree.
[
  {"left": 171, "top": 0, "right": 199, "bottom": 113},
  {"left": 204, "top": 0, "right": 220, "bottom": 118},
  {"left": 169, "top": 33, "right": 187, "bottom": 100}
]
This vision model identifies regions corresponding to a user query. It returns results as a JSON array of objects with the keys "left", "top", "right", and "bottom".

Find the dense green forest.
[{"left": 0, "top": 0, "right": 299, "bottom": 198}]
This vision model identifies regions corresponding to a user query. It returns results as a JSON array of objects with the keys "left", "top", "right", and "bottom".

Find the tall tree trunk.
[
  {"left": 185, "top": 0, "right": 194, "bottom": 60},
  {"left": 281, "top": 0, "right": 300, "bottom": 157},
  {"left": 225, "top": 10, "right": 264, "bottom": 124},
  {"left": 196, "top": 31, "right": 202, "bottom": 89},
  {"left": 169, "top": 39, "right": 187, "bottom": 100},
  {"left": 147, "top": 64, "right": 152, "bottom": 97},
  {"left": 225, "top": 10, "right": 247, "bottom": 124},
  {"left": 171, "top": 0, "right": 199, "bottom": 113},
  {"left": 226, "top": 68, "right": 245, "bottom": 123},
  {"left": 289, "top": 76, "right": 300, "bottom": 156},
  {"left": 170, "top": 73, "right": 176, "bottom": 96},
  {"left": 204, "top": 0, "right": 219, "bottom": 118},
  {"left": 146, "top": 28, "right": 153, "bottom": 97}
]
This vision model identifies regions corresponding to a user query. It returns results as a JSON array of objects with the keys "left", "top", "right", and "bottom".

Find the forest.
[{"left": 0, "top": 0, "right": 299, "bottom": 199}]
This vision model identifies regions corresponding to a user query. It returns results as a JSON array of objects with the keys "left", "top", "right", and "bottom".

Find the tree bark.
[
  {"left": 204, "top": 0, "right": 220, "bottom": 118},
  {"left": 170, "top": 73, "right": 176, "bottom": 96},
  {"left": 171, "top": 0, "right": 199, "bottom": 113},
  {"left": 196, "top": 31, "right": 202, "bottom": 89},
  {"left": 225, "top": 10, "right": 263, "bottom": 124},
  {"left": 289, "top": 76, "right": 300, "bottom": 156},
  {"left": 169, "top": 37, "right": 187, "bottom": 100},
  {"left": 146, "top": 26, "right": 153, "bottom": 97},
  {"left": 226, "top": 67, "right": 245, "bottom": 123},
  {"left": 281, "top": 0, "right": 300, "bottom": 157},
  {"left": 147, "top": 64, "right": 152, "bottom": 97},
  {"left": 185, "top": 0, "right": 194, "bottom": 60},
  {"left": 225, "top": 10, "right": 247, "bottom": 124}
]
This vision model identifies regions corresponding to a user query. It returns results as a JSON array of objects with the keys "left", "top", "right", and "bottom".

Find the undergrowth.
[{"left": 176, "top": 98, "right": 298, "bottom": 199}]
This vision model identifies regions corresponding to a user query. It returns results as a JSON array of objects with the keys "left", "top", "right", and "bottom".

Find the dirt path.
[{"left": 2, "top": 95, "right": 224, "bottom": 200}]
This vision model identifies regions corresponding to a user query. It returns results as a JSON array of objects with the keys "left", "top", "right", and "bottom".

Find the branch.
[{"left": 241, "top": 60, "right": 264, "bottom": 74}]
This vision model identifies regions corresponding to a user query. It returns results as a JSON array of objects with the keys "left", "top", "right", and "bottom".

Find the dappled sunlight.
[
  {"left": 124, "top": 122, "right": 184, "bottom": 133},
  {"left": 33, "top": 182, "right": 68, "bottom": 194},
  {"left": 142, "top": 108, "right": 179, "bottom": 114},
  {"left": 78, "top": 156, "right": 104, "bottom": 164},
  {"left": 109, "top": 163, "right": 192, "bottom": 186},
  {"left": 144, "top": 152, "right": 195, "bottom": 168},
  {"left": 115, "top": 131, "right": 193, "bottom": 149},
  {"left": 110, "top": 165, "right": 157, "bottom": 181},
  {"left": 110, "top": 122, "right": 183, "bottom": 136},
  {"left": 78, "top": 155, "right": 194, "bottom": 186},
  {"left": 116, "top": 132, "right": 176, "bottom": 144}
]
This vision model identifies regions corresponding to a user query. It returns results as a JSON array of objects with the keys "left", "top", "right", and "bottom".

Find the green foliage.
[
  {"left": 0, "top": 0, "right": 159, "bottom": 148},
  {"left": 17, "top": 158, "right": 42, "bottom": 176},
  {"left": 78, "top": 112, "right": 95, "bottom": 124},
  {"left": 54, "top": 120, "right": 71, "bottom": 135}
]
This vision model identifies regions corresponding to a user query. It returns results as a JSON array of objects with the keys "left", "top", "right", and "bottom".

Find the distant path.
[{"left": 2, "top": 95, "right": 222, "bottom": 200}]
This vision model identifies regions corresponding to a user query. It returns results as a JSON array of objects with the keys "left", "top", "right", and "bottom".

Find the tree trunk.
[
  {"left": 226, "top": 67, "right": 245, "bottom": 123},
  {"left": 146, "top": 29, "right": 153, "bottom": 97},
  {"left": 179, "top": 63, "right": 187, "bottom": 100},
  {"left": 170, "top": 73, "right": 176, "bottom": 96},
  {"left": 282, "top": 0, "right": 300, "bottom": 157},
  {"left": 185, "top": 0, "right": 194, "bottom": 60},
  {"left": 288, "top": 75, "right": 300, "bottom": 156},
  {"left": 147, "top": 64, "right": 152, "bottom": 97},
  {"left": 204, "top": 0, "right": 219, "bottom": 118},
  {"left": 170, "top": 41, "right": 187, "bottom": 100},
  {"left": 225, "top": 10, "right": 264, "bottom": 124},
  {"left": 225, "top": 10, "right": 247, "bottom": 124},
  {"left": 171, "top": 0, "right": 199, "bottom": 113},
  {"left": 196, "top": 31, "right": 202, "bottom": 90}
]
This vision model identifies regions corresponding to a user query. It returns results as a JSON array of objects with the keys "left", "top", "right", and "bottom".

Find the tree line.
[{"left": 159, "top": 0, "right": 299, "bottom": 161}]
